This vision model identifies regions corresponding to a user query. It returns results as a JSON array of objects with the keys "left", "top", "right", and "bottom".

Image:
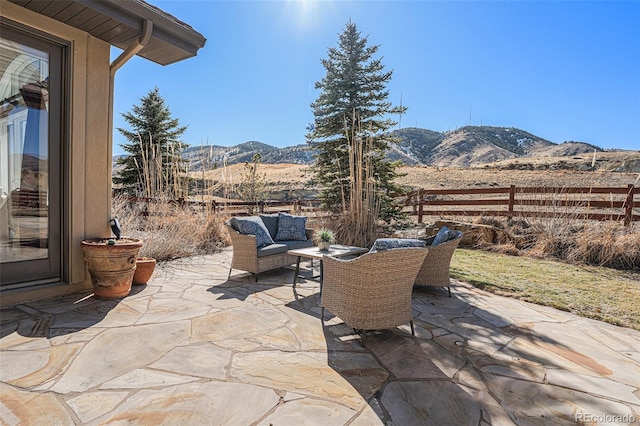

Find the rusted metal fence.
[{"left": 399, "top": 184, "right": 639, "bottom": 225}]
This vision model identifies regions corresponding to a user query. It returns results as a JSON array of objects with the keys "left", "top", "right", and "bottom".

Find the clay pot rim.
[
  {"left": 136, "top": 257, "right": 156, "bottom": 262},
  {"left": 82, "top": 238, "right": 143, "bottom": 247}
]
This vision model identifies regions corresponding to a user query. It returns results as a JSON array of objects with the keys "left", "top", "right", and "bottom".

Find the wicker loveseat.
[
  {"left": 414, "top": 228, "right": 463, "bottom": 296},
  {"left": 321, "top": 247, "right": 429, "bottom": 347},
  {"left": 225, "top": 213, "right": 314, "bottom": 282}
]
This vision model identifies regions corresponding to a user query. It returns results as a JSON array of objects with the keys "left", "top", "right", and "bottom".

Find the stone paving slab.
[{"left": 1, "top": 249, "right": 639, "bottom": 425}]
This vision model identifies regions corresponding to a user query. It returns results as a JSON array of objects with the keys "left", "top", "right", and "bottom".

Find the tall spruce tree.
[
  {"left": 306, "top": 20, "right": 406, "bottom": 219},
  {"left": 114, "top": 87, "right": 188, "bottom": 197}
]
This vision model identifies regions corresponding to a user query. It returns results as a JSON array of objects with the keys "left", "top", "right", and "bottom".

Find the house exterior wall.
[{"left": 1, "top": 1, "right": 113, "bottom": 306}]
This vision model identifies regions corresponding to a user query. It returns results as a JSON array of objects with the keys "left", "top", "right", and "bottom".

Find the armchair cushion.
[
  {"left": 275, "top": 212, "right": 307, "bottom": 241},
  {"left": 431, "top": 226, "right": 460, "bottom": 246},
  {"left": 369, "top": 238, "right": 426, "bottom": 253},
  {"left": 234, "top": 216, "right": 274, "bottom": 248}
]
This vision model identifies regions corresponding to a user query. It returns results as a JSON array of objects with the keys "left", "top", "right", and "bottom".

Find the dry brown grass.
[
  {"left": 190, "top": 163, "right": 319, "bottom": 201},
  {"left": 112, "top": 193, "right": 227, "bottom": 261},
  {"left": 329, "top": 119, "right": 381, "bottom": 248},
  {"left": 395, "top": 165, "right": 639, "bottom": 191},
  {"left": 190, "top": 162, "right": 639, "bottom": 197},
  {"left": 474, "top": 217, "right": 640, "bottom": 270}
]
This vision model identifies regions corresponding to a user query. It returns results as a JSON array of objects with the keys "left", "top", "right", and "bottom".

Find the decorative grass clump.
[
  {"left": 112, "top": 193, "right": 227, "bottom": 261},
  {"left": 331, "top": 116, "right": 381, "bottom": 249},
  {"left": 475, "top": 217, "right": 640, "bottom": 271}
]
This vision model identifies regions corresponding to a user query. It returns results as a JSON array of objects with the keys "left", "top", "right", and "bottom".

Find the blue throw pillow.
[
  {"left": 235, "top": 216, "right": 275, "bottom": 248},
  {"left": 369, "top": 238, "right": 426, "bottom": 252},
  {"left": 274, "top": 212, "right": 307, "bottom": 241},
  {"left": 432, "top": 226, "right": 459, "bottom": 246}
]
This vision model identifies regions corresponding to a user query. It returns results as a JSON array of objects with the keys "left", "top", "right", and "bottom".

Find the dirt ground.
[{"left": 395, "top": 165, "right": 638, "bottom": 191}]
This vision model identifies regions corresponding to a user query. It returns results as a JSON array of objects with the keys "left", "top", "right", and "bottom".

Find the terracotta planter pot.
[
  {"left": 133, "top": 257, "right": 156, "bottom": 285},
  {"left": 81, "top": 238, "right": 143, "bottom": 299}
]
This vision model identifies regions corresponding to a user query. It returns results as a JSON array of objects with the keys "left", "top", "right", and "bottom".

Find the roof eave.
[{"left": 8, "top": 0, "right": 206, "bottom": 65}]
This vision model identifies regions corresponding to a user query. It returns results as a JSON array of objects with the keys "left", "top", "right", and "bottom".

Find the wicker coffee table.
[{"left": 287, "top": 245, "right": 368, "bottom": 292}]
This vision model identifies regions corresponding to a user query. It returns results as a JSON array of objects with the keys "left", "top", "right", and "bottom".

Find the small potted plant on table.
[{"left": 314, "top": 228, "right": 335, "bottom": 252}]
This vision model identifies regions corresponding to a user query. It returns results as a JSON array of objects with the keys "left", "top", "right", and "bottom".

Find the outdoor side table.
[{"left": 287, "top": 245, "right": 369, "bottom": 293}]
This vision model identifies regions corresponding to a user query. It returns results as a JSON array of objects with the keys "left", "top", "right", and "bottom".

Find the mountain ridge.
[{"left": 114, "top": 126, "right": 622, "bottom": 171}]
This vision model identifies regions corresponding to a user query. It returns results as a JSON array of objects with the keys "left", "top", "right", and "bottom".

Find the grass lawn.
[{"left": 450, "top": 249, "right": 640, "bottom": 331}]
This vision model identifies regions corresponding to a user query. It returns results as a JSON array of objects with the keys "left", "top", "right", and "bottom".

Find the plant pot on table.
[{"left": 317, "top": 241, "right": 331, "bottom": 251}]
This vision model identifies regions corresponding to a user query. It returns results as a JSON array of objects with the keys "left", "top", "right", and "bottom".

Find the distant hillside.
[
  {"left": 182, "top": 141, "right": 278, "bottom": 170},
  {"left": 113, "top": 126, "right": 613, "bottom": 172},
  {"left": 392, "top": 126, "right": 600, "bottom": 167}
]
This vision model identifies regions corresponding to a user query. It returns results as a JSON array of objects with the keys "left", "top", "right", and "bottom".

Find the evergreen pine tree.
[
  {"left": 114, "top": 87, "right": 188, "bottom": 198},
  {"left": 306, "top": 20, "right": 406, "bottom": 219}
]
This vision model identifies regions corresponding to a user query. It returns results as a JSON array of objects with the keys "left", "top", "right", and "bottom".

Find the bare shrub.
[
  {"left": 472, "top": 214, "right": 639, "bottom": 270},
  {"left": 237, "top": 153, "right": 268, "bottom": 207},
  {"left": 112, "top": 193, "right": 226, "bottom": 261},
  {"left": 566, "top": 222, "right": 640, "bottom": 269}
]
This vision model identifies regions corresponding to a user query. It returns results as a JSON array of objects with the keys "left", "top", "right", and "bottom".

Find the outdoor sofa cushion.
[
  {"left": 369, "top": 238, "right": 426, "bottom": 253},
  {"left": 431, "top": 226, "right": 460, "bottom": 246},
  {"left": 233, "top": 216, "right": 274, "bottom": 248},
  {"left": 275, "top": 212, "right": 308, "bottom": 241},
  {"left": 256, "top": 239, "right": 313, "bottom": 257},
  {"left": 256, "top": 243, "right": 289, "bottom": 257}
]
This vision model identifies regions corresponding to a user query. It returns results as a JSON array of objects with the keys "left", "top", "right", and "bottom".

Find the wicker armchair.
[
  {"left": 414, "top": 231, "right": 463, "bottom": 297},
  {"left": 320, "top": 247, "right": 429, "bottom": 347}
]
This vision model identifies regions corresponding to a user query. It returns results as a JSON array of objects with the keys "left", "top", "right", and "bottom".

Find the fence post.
[
  {"left": 624, "top": 184, "right": 634, "bottom": 226},
  {"left": 508, "top": 185, "right": 515, "bottom": 220},
  {"left": 417, "top": 189, "right": 424, "bottom": 224}
]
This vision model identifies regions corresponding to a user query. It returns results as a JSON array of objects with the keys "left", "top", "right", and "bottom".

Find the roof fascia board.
[{"left": 77, "top": 0, "right": 205, "bottom": 51}]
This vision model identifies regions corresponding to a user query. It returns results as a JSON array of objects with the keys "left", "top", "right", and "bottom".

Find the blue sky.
[{"left": 112, "top": 0, "right": 640, "bottom": 155}]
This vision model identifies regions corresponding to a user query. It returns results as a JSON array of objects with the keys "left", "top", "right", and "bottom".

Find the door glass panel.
[{"left": 1, "top": 24, "right": 62, "bottom": 288}]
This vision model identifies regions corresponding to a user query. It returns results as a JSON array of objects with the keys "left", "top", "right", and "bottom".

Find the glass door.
[{"left": 0, "top": 23, "right": 64, "bottom": 289}]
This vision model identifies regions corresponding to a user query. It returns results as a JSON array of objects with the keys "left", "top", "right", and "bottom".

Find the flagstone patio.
[{"left": 1, "top": 248, "right": 639, "bottom": 425}]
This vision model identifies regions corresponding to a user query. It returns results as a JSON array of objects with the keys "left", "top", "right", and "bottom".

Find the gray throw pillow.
[
  {"left": 431, "top": 226, "right": 459, "bottom": 246},
  {"left": 228, "top": 217, "right": 240, "bottom": 232},
  {"left": 235, "top": 216, "right": 275, "bottom": 248},
  {"left": 274, "top": 212, "right": 307, "bottom": 241},
  {"left": 259, "top": 214, "right": 279, "bottom": 240},
  {"left": 369, "top": 238, "right": 426, "bottom": 253}
]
